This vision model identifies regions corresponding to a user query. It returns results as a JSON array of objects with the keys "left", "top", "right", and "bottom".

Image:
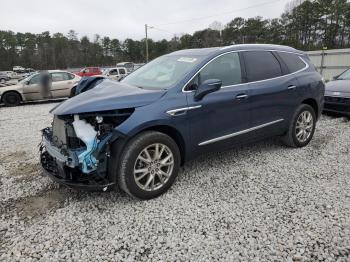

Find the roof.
[{"left": 168, "top": 44, "right": 304, "bottom": 57}]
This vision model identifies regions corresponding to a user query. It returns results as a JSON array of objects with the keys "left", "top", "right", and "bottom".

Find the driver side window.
[
  {"left": 186, "top": 52, "right": 242, "bottom": 91},
  {"left": 28, "top": 74, "right": 41, "bottom": 85}
]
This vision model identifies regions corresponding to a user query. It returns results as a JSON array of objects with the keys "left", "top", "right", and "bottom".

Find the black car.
[{"left": 324, "top": 69, "right": 350, "bottom": 116}]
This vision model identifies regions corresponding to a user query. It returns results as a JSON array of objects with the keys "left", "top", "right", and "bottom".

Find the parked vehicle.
[
  {"left": 76, "top": 67, "right": 102, "bottom": 77},
  {"left": 70, "top": 76, "right": 107, "bottom": 97},
  {"left": 13, "top": 66, "right": 25, "bottom": 72},
  {"left": 40, "top": 44, "right": 324, "bottom": 199},
  {"left": 324, "top": 69, "right": 350, "bottom": 116},
  {"left": 116, "top": 62, "right": 134, "bottom": 73},
  {"left": 0, "top": 72, "right": 11, "bottom": 84},
  {"left": 0, "top": 70, "right": 80, "bottom": 106},
  {"left": 103, "top": 67, "right": 128, "bottom": 81}
]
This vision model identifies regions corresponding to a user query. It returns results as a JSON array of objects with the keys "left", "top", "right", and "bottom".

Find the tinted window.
[
  {"left": 119, "top": 68, "right": 126, "bottom": 74},
  {"left": 277, "top": 52, "right": 306, "bottom": 73},
  {"left": 243, "top": 51, "right": 282, "bottom": 82},
  {"left": 200, "top": 52, "right": 242, "bottom": 86}
]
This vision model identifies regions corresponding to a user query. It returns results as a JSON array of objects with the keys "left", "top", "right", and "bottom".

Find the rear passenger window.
[
  {"left": 277, "top": 52, "right": 306, "bottom": 73},
  {"left": 243, "top": 51, "right": 282, "bottom": 82}
]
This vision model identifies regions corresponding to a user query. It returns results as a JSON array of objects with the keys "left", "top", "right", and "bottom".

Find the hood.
[
  {"left": 325, "top": 80, "right": 350, "bottom": 96},
  {"left": 51, "top": 79, "right": 167, "bottom": 115}
]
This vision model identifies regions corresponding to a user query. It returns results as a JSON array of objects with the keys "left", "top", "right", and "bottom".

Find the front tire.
[
  {"left": 282, "top": 104, "right": 316, "bottom": 147},
  {"left": 117, "top": 131, "right": 180, "bottom": 199},
  {"left": 2, "top": 92, "right": 21, "bottom": 106}
]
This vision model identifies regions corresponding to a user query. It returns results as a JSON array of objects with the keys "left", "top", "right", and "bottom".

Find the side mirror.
[
  {"left": 333, "top": 75, "right": 339, "bottom": 80},
  {"left": 194, "top": 79, "right": 222, "bottom": 101}
]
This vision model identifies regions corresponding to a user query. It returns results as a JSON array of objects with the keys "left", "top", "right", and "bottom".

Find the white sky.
[{"left": 0, "top": 0, "right": 291, "bottom": 40}]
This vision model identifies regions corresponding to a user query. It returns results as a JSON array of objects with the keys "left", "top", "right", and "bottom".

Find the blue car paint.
[
  {"left": 52, "top": 80, "right": 167, "bottom": 115},
  {"left": 51, "top": 44, "right": 324, "bottom": 165}
]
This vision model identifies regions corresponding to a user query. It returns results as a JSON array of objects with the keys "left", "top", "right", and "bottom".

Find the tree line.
[{"left": 0, "top": 0, "right": 349, "bottom": 71}]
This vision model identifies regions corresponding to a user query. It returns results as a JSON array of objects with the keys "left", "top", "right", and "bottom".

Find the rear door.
[
  {"left": 242, "top": 50, "right": 299, "bottom": 133},
  {"left": 186, "top": 52, "right": 251, "bottom": 152},
  {"left": 50, "top": 72, "right": 74, "bottom": 98}
]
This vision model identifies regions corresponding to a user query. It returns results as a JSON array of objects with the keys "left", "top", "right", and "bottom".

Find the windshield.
[
  {"left": 121, "top": 55, "right": 204, "bottom": 90},
  {"left": 19, "top": 73, "right": 38, "bottom": 84},
  {"left": 337, "top": 69, "right": 350, "bottom": 80}
]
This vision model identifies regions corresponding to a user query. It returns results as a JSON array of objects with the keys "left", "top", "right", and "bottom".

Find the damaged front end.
[{"left": 39, "top": 108, "right": 134, "bottom": 190}]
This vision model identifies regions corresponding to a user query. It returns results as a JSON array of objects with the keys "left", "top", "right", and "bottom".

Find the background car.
[
  {"left": 324, "top": 68, "right": 350, "bottom": 116},
  {"left": 76, "top": 67, "right": 102, "bottom": 77},
  {"left": 116, "top": 62, "right": 135, "bottom": 73},
  {"left": 103, "top": 67, "right": 128, "bottom": 81},
  {"left": 0, "top": 70, "right": 81, "bottom": 106},
  {"left": 0, "top": 72, "right": 11, "bottom": 84}
]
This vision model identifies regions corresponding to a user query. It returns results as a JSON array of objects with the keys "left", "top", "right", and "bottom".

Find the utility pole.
[{"left": 145, "top": 24, "right": 149, "bottom": 63}]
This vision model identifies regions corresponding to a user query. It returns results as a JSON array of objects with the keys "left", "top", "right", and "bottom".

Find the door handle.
[
  {"left": 236, "top": 94, "right": 248, "bottom": 100},
  {"left": 288, "top": 85, "right": 297, "bottom": 90}
]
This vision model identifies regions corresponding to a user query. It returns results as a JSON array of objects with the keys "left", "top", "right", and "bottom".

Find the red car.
[{"left": 76, "top": 67, "right": 102, "bottom": 77}]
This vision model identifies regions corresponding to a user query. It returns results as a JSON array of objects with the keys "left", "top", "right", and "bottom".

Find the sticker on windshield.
[{"left": 177, "top": 57, "right": 197, "bottom": 63}]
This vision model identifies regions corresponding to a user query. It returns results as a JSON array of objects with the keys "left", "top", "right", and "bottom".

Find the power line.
[
  {"left": 154, "top": 0, "right": 284, "bottom": 27},
  {"left": 151, "top": 27, "right": 177, "bottom": 36}
]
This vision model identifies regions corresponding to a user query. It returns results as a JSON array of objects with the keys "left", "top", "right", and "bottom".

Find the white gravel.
[{"left": 0, "top": 102, "right": 349, "bottom": 261}]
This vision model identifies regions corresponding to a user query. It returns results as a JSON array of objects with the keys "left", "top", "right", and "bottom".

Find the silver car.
[
  {"left": 0, "top": 70, "right": 81, "bottom": 106},
  {"left": 324, "top": 69, "right": 350, "bottom": 116}
]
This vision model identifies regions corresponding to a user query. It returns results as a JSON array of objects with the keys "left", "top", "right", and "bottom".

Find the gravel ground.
[{"left": 0, "top": 102, "right": 349, "bottom": 261}]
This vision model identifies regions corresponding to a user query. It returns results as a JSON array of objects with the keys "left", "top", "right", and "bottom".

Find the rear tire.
[
  {"left": 117, "top": 131, "right": 180, "bottom": 200},
  {"left": 2, "top": 92, "right": 21, "bottom": 107},
  {"left": 282, "top": 104, "right": 316, "bottom": 148}
]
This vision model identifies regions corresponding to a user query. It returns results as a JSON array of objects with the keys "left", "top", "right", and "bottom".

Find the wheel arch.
[
  {"left": 1, "top": 90, "right": 24, "bottom": 103},
  {"left": 138, "top": 125, "right": 186, "bottom": 166},
  {"left": 301, "top": 98, "right": 319, "bottom": 119}
]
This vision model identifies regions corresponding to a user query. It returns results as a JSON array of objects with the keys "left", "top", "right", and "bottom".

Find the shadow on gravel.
[
  {"left": 0, "top": 151, "right": 43, "bottom": 182},
  {"left": 14, "top": 189, "right": 68, "bottom": 218}
]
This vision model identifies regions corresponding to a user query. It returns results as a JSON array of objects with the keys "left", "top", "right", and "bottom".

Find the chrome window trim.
[
  {"left": 198, "top": 119, "right": 284, "bottom": 146},
  {"left": 182, "top": 49, "right": 309, "bottom": 93},
  {"left": 166, "top": 105, "right": 202, "bottom": 116}
]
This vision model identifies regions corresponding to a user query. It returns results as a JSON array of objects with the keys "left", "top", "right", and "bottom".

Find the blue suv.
[{"left": 40, "top": 44, "right": 324, "bottom": 199}]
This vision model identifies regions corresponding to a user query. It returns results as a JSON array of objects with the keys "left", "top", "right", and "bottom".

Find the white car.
[{"left": 103, "top": 67, "right": 128, "bottom": 81}]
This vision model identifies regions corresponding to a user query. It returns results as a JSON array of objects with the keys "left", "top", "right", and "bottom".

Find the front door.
[
  {"left": 22, "top": 74, "right": 44, "bottom": 101},
  {"left": 185, "top": 52, "right": 251, "bottom": 153}
]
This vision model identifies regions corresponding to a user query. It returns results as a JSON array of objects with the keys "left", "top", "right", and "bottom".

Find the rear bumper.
[{"left": 39, "top": 127, "right": 115, "bottom": 191}]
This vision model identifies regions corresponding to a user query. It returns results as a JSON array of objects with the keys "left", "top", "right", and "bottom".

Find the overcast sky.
[{"left": 1, "top": 0, "right": 291, "bottom": 41}]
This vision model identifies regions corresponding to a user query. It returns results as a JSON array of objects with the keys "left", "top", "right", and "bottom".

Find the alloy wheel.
[
  {"left": 295, "top": 111, "right": 314, "bottom": 143},
  {"left": 133, "top": 143, "right": 174, "bottom": 191}
]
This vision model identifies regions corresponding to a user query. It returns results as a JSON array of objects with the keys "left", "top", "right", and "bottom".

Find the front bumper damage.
[{"left": 39, "top": 118, "right": 119, "bottom": 191}]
